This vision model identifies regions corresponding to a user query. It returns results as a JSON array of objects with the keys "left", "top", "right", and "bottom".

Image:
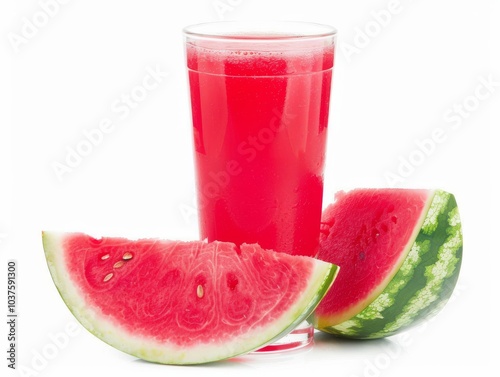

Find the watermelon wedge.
[
  {"left": 42, "top": 232, "right": 338, "bottom": 364},
  {"left": 312, "top": 188, "right": 462, "bottom": 339}
]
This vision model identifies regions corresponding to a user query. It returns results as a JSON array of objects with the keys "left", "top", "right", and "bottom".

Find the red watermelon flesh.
[
  {"left": 43, "top": 232, "right": 338, "bottom": 364},
  {"left": 316, "top": 189, "right": 431, "bottom": 325}
]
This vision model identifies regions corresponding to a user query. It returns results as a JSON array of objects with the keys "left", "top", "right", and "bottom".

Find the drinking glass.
[{"left": 183, "top": 21, "right": 336, "bottom": 352}]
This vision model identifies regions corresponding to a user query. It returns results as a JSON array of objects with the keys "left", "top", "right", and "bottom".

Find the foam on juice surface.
[{"left": 186, "top": 40, "right": 334, "bottom": 76}]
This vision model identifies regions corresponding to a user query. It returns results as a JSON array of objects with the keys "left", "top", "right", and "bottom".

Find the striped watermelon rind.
[{"left": 313, "top": 189, "right": 463, "bottom": 339}]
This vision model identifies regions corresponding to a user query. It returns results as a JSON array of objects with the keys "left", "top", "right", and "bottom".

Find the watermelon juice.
[{"left": 185, "top": 22, "right": 336, "bottom": 259}]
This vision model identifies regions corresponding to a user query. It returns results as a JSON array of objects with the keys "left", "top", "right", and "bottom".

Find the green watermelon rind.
[
  {"left": 314, "top": 189, "right": 463, "bottom": 339},
  {"left": 43, "top": 232, "right": 339, "bottom": 364}
]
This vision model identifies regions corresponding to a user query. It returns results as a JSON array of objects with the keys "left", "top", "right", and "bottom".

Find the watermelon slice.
[
  {"left": 42, "top": 232, "right": 338, "bottom": 364},
  {"left": 312, "top": 188, "right": 462, "bottom": 339}
]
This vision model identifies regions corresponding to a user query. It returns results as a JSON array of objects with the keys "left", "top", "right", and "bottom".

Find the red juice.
[{"left": 186, "top": 39, "right": 334, "bottom": 257}]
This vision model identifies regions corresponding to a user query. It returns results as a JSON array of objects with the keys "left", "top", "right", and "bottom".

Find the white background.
[{"left": 1, "top": 0, "right": 498, "bottom": 376}]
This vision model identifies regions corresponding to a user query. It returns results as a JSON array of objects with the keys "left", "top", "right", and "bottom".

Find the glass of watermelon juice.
[{"left": 183, "top": 21, "right": 336, "bottom": 352}]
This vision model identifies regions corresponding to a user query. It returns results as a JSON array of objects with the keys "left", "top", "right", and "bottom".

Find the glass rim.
[{"left": 183, "top": 21, "right": 337, "bottom": 42}]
